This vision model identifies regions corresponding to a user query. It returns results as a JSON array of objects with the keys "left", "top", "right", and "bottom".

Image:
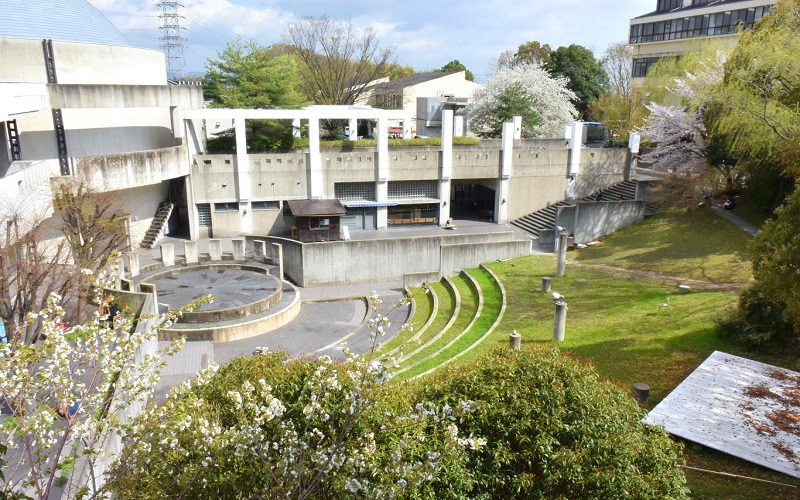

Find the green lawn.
[{"left": 396, "top": 208, "right": 800, "bottom": 499}]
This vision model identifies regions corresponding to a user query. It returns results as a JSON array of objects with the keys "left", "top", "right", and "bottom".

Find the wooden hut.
[{"left": 287, "top": 200, "right": 346, "bottom": 242}]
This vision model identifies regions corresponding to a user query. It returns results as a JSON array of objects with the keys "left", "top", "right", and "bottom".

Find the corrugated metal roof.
[
  {"left": 287, "top": 199, "right": 346, "bottom": 217},
  {"left": 0, "top": 0, "right": 130, "bottom": 46}
]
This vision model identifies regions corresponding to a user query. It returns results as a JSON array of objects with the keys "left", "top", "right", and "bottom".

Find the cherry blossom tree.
[
  {"left": 464, "top": 63, "right": 578, "bottom": 138},
  {"left": 638, "top": 103, "right": 708, "bottom": 172}
]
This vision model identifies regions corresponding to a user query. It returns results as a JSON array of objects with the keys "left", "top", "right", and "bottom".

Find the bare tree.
[{"left": 283, "top": 16, "right": 395, "bottom": 107}]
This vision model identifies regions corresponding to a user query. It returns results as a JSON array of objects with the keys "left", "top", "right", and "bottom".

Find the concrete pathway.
[{"left": 711, "top": 206, "right": 760, "bottom": 237}]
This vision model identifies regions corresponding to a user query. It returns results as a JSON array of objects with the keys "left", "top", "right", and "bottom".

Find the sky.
[{"left": 88, "top": 0, "right": 655, "bottom": 82}]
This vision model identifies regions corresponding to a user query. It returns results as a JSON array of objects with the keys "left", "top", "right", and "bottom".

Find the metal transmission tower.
[{"left": 157, "top": 1, "right": 186, "bottom": 78}]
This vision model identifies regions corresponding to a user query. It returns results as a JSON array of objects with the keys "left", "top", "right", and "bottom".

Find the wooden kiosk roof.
[
  {"left": 286, "top": 199, "right": 346, "bottom": 217},
  {"left": 646, "top": 351, "right": 800, "bottom": 478}
]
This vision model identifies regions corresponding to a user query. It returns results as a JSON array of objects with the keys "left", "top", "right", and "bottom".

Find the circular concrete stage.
[{"left": 151, "top": 267, "right": 279, "bottom": 312}]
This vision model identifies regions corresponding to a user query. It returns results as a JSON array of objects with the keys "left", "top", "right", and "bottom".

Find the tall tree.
[
  {"left": 439, "top": 60, "right": 474, "bottom": 81},
  {"left": 465, "top": 63, "right": 577, "bottom": 138},
  {"left": 545, "top": 44, "right": 608, "bottom": 120},
  {"left": 514, "top": 40, "right": 552, "bottom": 66},
  {"left": 204, "top": 38, "right": 305, "bottom": 109},
  {"left": 283, "top": 16, "right": 395, "bottom": 105},
  {"left": 588, "top": 42, "right": 647, "bottom": 141}
]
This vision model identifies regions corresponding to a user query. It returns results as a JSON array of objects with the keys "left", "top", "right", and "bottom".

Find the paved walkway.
[{"left": 711, "top": 206, "right": 760, "bottom": 237}]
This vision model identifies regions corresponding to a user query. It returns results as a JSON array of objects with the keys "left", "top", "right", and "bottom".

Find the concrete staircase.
[
  {"left": 140, "top": 203, "right": 173, "bottom": 249},
  {"left": 510, "top": 180, "right": 638, "bottom": 238}
]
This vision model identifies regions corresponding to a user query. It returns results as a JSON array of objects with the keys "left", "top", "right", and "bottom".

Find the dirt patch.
[{"left": 568, "top": 262, "right": 748, "bottom": 292}]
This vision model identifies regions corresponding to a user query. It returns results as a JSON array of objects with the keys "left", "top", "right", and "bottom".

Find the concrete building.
[{"left": 629, "top": 0, "right": 774, "bottom": 81}]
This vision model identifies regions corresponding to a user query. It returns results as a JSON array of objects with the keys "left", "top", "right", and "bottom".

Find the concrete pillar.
[
  {"left": 542, "top": 277, "right": 551, "bottom": 292},
  {"left": 403, "top": 111, "right": 413, "bottom": 139},
  {"left": 160, "top": 243, "right": 175, "bottom": 267},
  {"left": 234, "top": 116, "right": 253, "bottom": 235},
  {"left": 497, "top": 121, "right": 514, "bottom": 224},
  {"left": 308, "top": 118, "right": 322, "bottom": 199},
  {"left": 254, "top": 240, "right": 267, "bottom": 263},
  {"left": 512, "top": 115, "right": 522, "bottom": 139},
  {"left": 185, "top": 241, "right": 199, "bottom": 264},
  {"left": 375, "top": 116, "right": 389, "bottom": 229},
  {"left": 439, "top": 109, "right": 453, "bottom": 226},
  {"left": 347, "top": 118, "right": 358, "bottom": 140},
  {"left": 627, "top": 132, "right": 640, "bottom": 181},
  {"left": 272, "top": 242, "right": 284, "bottom": 281},
  {"left": 232, "top": 239, "right": 245, "bottom": 261},
  {"left": 184, "top": 174, "right": 199, "bottom": 241},
  {"left": 509, "top": 330, "right": 521, "bottom": 350},
  {"left": 553, "top": 301, "right": 567, "bottom": 341},
  {"left": 209, "top": 239, "right": 222, "bottom": 261},
  {"left": 126, "top": 251, "right": 140, "bottom": 278},
  {"left": 115, "top": 254, "right": 124, "bottom": 288},
  {"left": 292, "top": 118, "right": 301, "bottom": 138},
  {"left": 139, "top": 283, "right": 158, "bottom": 312},
  {"left": 556, "top": 231, "right": 568, "bottom": 277},
  {"left": 568, "top": 121, "right": 584, "bottom": 176},
  {"left": 453, "top": 115, "right": 464, "bottom": 136}
]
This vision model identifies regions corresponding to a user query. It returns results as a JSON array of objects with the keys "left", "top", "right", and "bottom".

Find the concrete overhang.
[{"left": 0, "top": 83, "right": 49, "bottom": 120}]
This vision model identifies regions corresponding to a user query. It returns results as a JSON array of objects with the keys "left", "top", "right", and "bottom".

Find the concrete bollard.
[
  {"left": 185, "top": 241, "right": 199, "bottom": 264},
  {"left": 209, "top": 239, "right": 222, "bottom": 261},
  {"left": 253, "top": 240, "right": 267, "bottom": 263},
  {"left": 126, "top": 251, "right": 140, "bottom": 278},
  {"left": 553, "top": 301, "right": 567, "bottom": 341},
  {"left": 542, "top": 277, "right": 551, "bottom": 292},
  {"left": 272, "top": 242, "right": 284, "bottom": 281},
  {"left": 232, "top": 239, "right": 245, "bottom": 261},
  {"left": 160, "top": 243, "right": 175, "bottom": 267},
  {"left": 632, "top": 382, "right": 650, "bottom": 404},
  {"left": 556, "top": 231, "right": 568, "bottom": 277},
  {"left": 509, "top": 330, "right": 521, "bottom": 350},
  {"left": 139, "top": 283, "right": 158, "bottom": 311}
]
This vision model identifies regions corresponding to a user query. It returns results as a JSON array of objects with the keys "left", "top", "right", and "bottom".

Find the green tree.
[
  {"left": 514, "top": 40, "right": 552, "bottom": 66},
  {"left": 588, "top": 42, "right": 648, "bottom": 141},
  {"left": 416, "top": 346, "right": 687, "bottom": 498},
  {"left": 481, "top": 83, "right": 541, "bottom": 138},
  {"left": 545, "top": 44, "right": 609, "bottom": 120},
  {"left": 439, "top": 59, "right": 474, "bottom": 81}
]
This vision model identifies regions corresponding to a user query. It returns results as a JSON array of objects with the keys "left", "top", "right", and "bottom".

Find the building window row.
[
  {"left": 630, "top": 6, "right": 770, "bottom": 44},
  {"left": 632, "top": 56, "right": 665, "bottom": 78},
  {"left": 388, "top": 180, "right": 438, "bottom": 200},
  {"left": 656, "top": 0, "right": 683, "bottom": 13}
]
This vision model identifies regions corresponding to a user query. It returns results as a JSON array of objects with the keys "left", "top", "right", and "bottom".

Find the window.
[
  {"left": 335, "top": 182, "right": 375, "bottom": 201},
  {"left": 214, "top": 202, "right": 238, "bottom": 212},
  {"left": 197, "top": 203, "right": 211, "bottom": 227},
  {"left": 251, "top": 201, "right": 280, "bottom": 210},
  {"left": 310, "top": 218, "right": 330, "bottom": 229},
  {"left": 388, "top": 181, "right": 438, "bottom": 199}
]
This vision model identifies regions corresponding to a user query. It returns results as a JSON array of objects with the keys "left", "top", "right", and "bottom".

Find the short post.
[
  {"left": 232, "top": 239, "right": 245, "bottom": 261},
  {"left": 556, "top": 230, "right": 568, "bottom": 277},
  {"left": 139, "top": 282, "right": 158, "bottom": 311},
  {"left": 509, "top": 330, "right": 521, "bottom": 350},
  {"left": 253, "top": 240, "right": 267, "bottom": 263},
  {"left": 272, "top": 242, "right": 284, "bottom": 281},
  {"left": 184, "top": 241, "right": 199, "bottom": 264},
  {"left": 160, "top": 243, "right": 175, "bottom": 267},
  {"left": 632, "top": 382, "right": 650, "bottom": 404},
  {"left": 542, "top": 277, "right": 551, "bottom": 292},
  {"left": 126, "top": 251, "right": 140, "bottom": 278},
  {"left": 209, "top": 239, "right": 222, "bottom": 261},
  {"left": 553, "top": 301, "right": 567, "bottom": 341}
]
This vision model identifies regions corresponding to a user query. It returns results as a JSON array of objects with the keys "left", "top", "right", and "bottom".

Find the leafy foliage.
[
  {"left": 439, "top": 59, "right": 474, "bottom": 81},
  {"left": 465, "top": 63, "right": 577, "bottom": 138},
  {"left": 514, "top": 40, "right": 552, "bottom": 67},
  {"left": 416, "top": 346, "right": 687, "bottom": 498},
  {"left": 480, "top": 84, "right": 541, "bottom": 138},
  {"left": 589, "top": 42, "right": 648, "bottom": 141},
  {"left": 544, "top": 44, "right": 608, "bottom": 120}
]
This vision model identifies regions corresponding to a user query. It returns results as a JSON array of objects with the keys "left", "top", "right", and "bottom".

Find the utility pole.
[{"left": 157, "top": 1, "right": 186, "bottom": 79}]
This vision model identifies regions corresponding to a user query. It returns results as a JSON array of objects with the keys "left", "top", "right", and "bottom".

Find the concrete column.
[
  {"left": 185, "top": 241, "right": 199, "bottom": 264},
  {"left": 376, "top": 116, "right": 389, "bottom": 229},
  {"left": 160, "top": 244, "right": 175, "bottom": 267},
  {"left": 556, "top": 230, "right": 568, "bottom": 277},
  {"left": 453, "top": 115, "right": 464, "bottom": 136},
  {"left": 234, "top": 116, "right": 253, "bottom": 235},
  {"left": 403, "top": 111, "right": 413, "bottom": 139},
  {"left": 272, "top": 242, "right": 284, "bottom": 280},
  {"left": 553, "top": 301, "right": 567, "bottom": 341},
  {"left": 232, "top": 239, "right": 245, "bottom": 261},
  {"left": 308, "top": 118, "right": 322, "bottom": 199},
  {"left": 496, "top": 121, "right": 514, "bottom": 224},
  {"left": 292, "top": 118, "right": 301, "bottom": 138},
  {"left": 509, "top": 330, "right": 521, "bottom": 350},
  {"left": 439, "top": 109, "right": 454, "bottom": 226},
  {"left": 254, "top": 240, "right": 267, "bottom": 263},
  {"left": 512, "top": 115, "right": 522, "bottom": 139},
  {"left": 542, "top": 277, "right": 551, "bottom": 292},
  {"left": 627, "top": 132, "right": 640, "bottom": 181},
  {"left": 209, "top": 239, "right": 222, "bottom": 261},
  {"left": 139, "top": 283, "right": 158, "bottom": 312},
  {"left": 568, "top": 121, "right": 584, "bottom": 176},
  {"left": 347, "top": 118, "right": 358, "bottom": 140},
  {"left": 126, "top": 251, "right": 140, "bottom": 278},
  {"left": 115, "top": 254, "right": 124, "bottom": 288},
  {"left": 184, "top": 174, "right": 199, "bottom": 241}
]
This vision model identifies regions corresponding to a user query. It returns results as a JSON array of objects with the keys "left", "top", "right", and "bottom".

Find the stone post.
[
  {"left": 632, "top": 382, "right": 650, "bottom": 404},
  {"left": 232, "top": 239, "right": 245, "bottom": 261},
  {"left": 185, "top": 241, "right": 199, "bottom": 264},
  {"left": 126, "top": 251, "right": 140, "bottom": 278},
  {"left": 139, "top": 283, "right": 158, "bottom": 311},
  {"left": 553, "top": 301, "right": 567, "bottom": 341},
  {"left": 253, "top": 240, "right": 267, "bottom": 263},
  {"left": 209, "top": 239, "right": 222, "bottom": 261},
  {"left": 556, "top": 231, "right": 568, "bottom": 277},
  {"left": 272, "top": 242, "right": 284, "bottom": 281},
  {"left": 509, "top": 330, "right": 521, "bottom": 350},
  {"left": 160, "top": 243, "right": 175, "bottom": 267},
  {"left": 542, "top": 277, "right": 551, "bottom": 292}
]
